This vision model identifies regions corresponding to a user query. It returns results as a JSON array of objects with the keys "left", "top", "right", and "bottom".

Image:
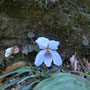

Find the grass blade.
[
  {"left": 21, "top": 81, "right": 39, "bottom": 90},
  {"left": 1, "top": 78, "right": 22, "bottom": 89},
  {"left": 0, "top": 69, "right": 31, "bottom": 79}
]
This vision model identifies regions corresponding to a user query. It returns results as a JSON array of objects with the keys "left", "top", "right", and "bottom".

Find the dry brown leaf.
[
  {"left": 70, "top": 53, "right": 78, "bottom": 71},
  {"left": 22, "top": 45, "right": 28, "bottom": 55},
  {"left": 0, "top": 61, "right": 28, "bottom": 83},
  {"left": 26, "top": 78, "right": 35, "bottom": 82},
  {"left": 82, "top": 58, "right": 90, "bottom": 71},
  {"left": 15, "top": 84, "right": 22, "bottom": 90}
]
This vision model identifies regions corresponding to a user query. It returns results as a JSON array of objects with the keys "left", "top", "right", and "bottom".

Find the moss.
[{"left": 0, "top": 0, "right": 90, "bottom": 58}]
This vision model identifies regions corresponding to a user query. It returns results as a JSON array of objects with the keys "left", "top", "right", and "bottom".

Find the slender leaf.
[
  {"left": 45, "top": 68, "right": 60, "bottom": 77},
  {"left": 12, "top": 66, "right": 31, "bottom": 78},
  {"left": 21, "top": 81, "right": 39, "bottom": 90},
  {"left": 1, "top": 78, "right": 22, "bottom": 89},
  {"left": 18, "top": 74, "right": 40, "bottom": 84},
  {"left": 0, "top": 69, "right": 31, "bottom": 79}
]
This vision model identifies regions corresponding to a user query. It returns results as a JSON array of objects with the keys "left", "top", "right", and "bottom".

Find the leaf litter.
[{"left": 0, "top": 32, "right": 90, "bottom": 89}]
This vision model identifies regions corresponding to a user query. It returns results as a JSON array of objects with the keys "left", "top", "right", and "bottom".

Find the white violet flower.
[
  {"left": 5, "top": 45, "right": 19, "bottom": 57},
  {"left": 35, "top": 37, "right": 62, "bottom": 67}
]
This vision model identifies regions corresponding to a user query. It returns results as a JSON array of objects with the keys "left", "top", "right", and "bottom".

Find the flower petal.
[
  {"left": 44, "top": 51, "right": 52, "bottom": 67},
  {"left": 49, "top": 40, "right": 59, "bottom": 50},
  {"left": 51, "top": 51, "right": 62, "bottom": 66},
  {"left": 12, "top": 45, "right": 19, "bottom": 54},
  {"left": 35, "top": 50, "right": 46, "bottom": 66},
  {"left": 5, "top": 48, "right": 12, "bottom": 57},
  {"left": 35, "top": 37, "right": 49, "bottom": 49}
]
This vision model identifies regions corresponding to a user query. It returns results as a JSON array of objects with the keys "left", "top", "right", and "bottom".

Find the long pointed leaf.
[
  {"left": 0, "top": 69, "right": 31, "bottom": 79},
  {"left": 18, "top": 74, "right": 40, "bottom": 84},
  {"left": 45, "top": 68, "right": 60, "bottom": 77},
  {"left": 1, "top": 78, "right": 23, "bottom": 89},
  {"left": 21, "top": 81, "right": 39, "bottom": 90}
]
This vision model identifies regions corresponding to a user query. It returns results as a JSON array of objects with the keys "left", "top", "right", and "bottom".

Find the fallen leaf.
[
  {"left": 22, "top": 45, "right": 28, "bottom": 55},
  {"left": 70, "top": 53, "right": 78, "bottom": 71},
  {"left": 15, "top": 84, "right": 22, "bottom": 90},
  {"left": 0, "top": 61, "right": 28, "bottom": 83},
  {"left": 26, "top": 78, "right": 35, "bottom": 82},
  {"left": 82, "top": 58, "right": 90, "bottom": 71}
]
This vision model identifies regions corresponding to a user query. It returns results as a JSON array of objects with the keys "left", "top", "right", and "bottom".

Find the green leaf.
[
  {"left": 16, "top": 65, "right": 30, "bottom": 70},
  {"left": 45, "top": 67, "right": 68, "bottom": 78},
  {"left": 1, "top": 78, "right": 22, "bottom": 89},
  {"left": 86, "top": 75, "right": 90, "bottom": 81},
  {"left": 18, "top": 74, "right": 40, "bottom": 84},
  {"left": 21, "top": 81, "right": 39, "bottom": 90},
  {"left": 28, "top": 44, "right": 39, "bottom": 53},
  {"left": 28, "top": 44, "right": 34, "bottom": 53},
  {"left": 45, "top": 68, "right": 60, "bottom": 77},
  {"left": 87, "top": 72, "right": 90, "bottom": 75},
  {"left": 33, "top": 44, "right": 39, "bottom": 52},
  {"left": 34, "top": 73, "right": 90, "bottom": 90},
  {"left": 27, "top": 32, "right": 35, "bottom": 38},
  {"left": 0, "top": 88, "right": 4, "bottom": 90},
  {"left": 12, "top": 66, "right": 31, "bottom": 78},
  {"left": 0, "top": 69, "right": 31, "bottom": 79}
]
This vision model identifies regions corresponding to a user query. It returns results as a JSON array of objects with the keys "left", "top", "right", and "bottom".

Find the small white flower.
[
  {"left": 35, "top": 37, "right": 62, "bottom": 67},
  {"left": 5, "top": 45, "right": 19, "bottom": 57},
  {"left": 5, "top": 47, "right": 12, "bottom": 57}
]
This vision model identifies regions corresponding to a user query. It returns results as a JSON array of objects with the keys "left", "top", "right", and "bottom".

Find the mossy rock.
[
  {"left": 34, "top": 73, "right": 90, "bottom": 90},
  {"left": 0, "top": 0, "right": 90, "bottom": 57}
]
